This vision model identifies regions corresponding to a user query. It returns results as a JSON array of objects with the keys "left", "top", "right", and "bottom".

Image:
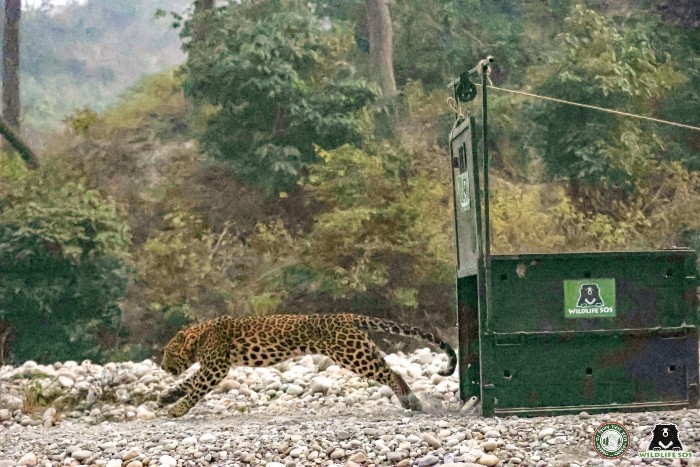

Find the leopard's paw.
[
  {"left": 167, "top": 401, "right": 191, "bottom": 418},
  {"left": 397, "top": 392, "right": 423, "bottom": 411}
]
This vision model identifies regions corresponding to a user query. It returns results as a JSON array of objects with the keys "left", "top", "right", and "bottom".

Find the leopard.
[{"left": 159, "top": 313, "right": 457, "bottom": 417}]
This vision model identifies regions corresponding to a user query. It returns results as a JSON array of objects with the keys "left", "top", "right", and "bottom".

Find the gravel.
[{"left": 1, "top": 350, "right": 699, "bottom": 466}]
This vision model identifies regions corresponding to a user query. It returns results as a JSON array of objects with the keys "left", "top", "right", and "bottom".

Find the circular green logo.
[{"left": 593, "top": 422, "right": 630, "bottom": 459}]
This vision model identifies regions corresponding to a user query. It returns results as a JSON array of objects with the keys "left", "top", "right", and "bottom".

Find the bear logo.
[
  {"left": 577, "top": 283, "right": 604, "bottom": 307},
  {"left": 647, "top": 424, "right": 684, "bottom": 451}
]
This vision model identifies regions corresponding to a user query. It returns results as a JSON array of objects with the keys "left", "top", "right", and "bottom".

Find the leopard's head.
[{"left": 162, "top": 327, "right": 200, "bottom": 376}]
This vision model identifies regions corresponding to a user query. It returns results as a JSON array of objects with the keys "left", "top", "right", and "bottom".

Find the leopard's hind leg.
[{"left": 318, "top": 332, "right": 422, "bottom": 411}]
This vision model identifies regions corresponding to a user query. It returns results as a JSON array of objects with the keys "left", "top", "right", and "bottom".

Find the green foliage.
[
  {"left": 490, "top": 179, "right": 566, "bottom": 253},
  {"left": 0, "top": 163, "right": 130, "bottom": 264},
  {"left": 490, "top": 165, "right": 700, "bottom": 254},
  {"left": 393, "top": 0, "right": 534, "bottom": 88},
  {"left": 135, "top": 210, "right": 237, "bottom": 319},
  {"left": 183, "top": 0, "right": 376, "bottom": 193},
  {"left": 101, "top": 68, "right": 189, "bottom": 137},
  {"left": 531, "top": 6, "right": 685, "bottom": 191},
  {"left": 0, "top": 156, "right": 131, "bottom": 363},
  {"left": 62, "top": 70, "right": 189, "bottom": 141},
  {"left": 300, "top": 143, "right": 452, "bottom": 305},
  {"left": 65, "top": 108, "right": 101, "bottom": 135},
  {"left": 135, "top": 209, "right": 300, "bottom": 321}
]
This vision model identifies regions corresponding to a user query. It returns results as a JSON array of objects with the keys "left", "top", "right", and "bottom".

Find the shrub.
[{"left": 0, "top": 155, "right": 131, "bottom": 363}]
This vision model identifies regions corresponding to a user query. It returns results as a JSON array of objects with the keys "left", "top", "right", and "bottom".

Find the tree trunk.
[
  {"left": 3, "top": 0, "right": 21, "bottom": 129},
  {"left": 1, "top": 0, "right": 36, "bottom": 168},
  {"left": 0, "top": 114, "right": 38, "bottom": 168},
  {"left": 364, "top": 0, "right": 397, "bottom": 96},
  {"left": 193, "top": 0, "right": 215, "bottom": 43}
]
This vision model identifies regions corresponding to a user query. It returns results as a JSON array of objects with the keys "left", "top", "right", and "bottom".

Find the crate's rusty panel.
[
  {"left": 478, "top": 250, "right": 699, "bottom": 417},
  {"left": 457, "top": 275, "right": 481, "bottom": 402},
  {"left": 482, "top": 329, "right": 699, "bottom": 416}
]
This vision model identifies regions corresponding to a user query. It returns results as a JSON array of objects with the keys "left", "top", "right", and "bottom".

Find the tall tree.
[
  {"left": 3, "top": 0, "right": 20, "bottom": 129},
  {"left": 2, "top": 0, "right": 37, "bottom": 168},
  {"left": 184, "top": 0, "right": 375, "bottom": 194},
  {"left": 364, "top": 0, "right": 396, "bottom": 95}
]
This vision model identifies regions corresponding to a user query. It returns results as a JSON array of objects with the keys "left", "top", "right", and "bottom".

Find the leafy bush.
[
  {"left": 531, "top": 6, "right": 685, "bottom": 193},
  {"left": 134, "top": 210, "right": 301, "bottom": 325},
  {"left": 490, "top": 179, "right": 566, "bottom": 253},
  {"left": 300, "top": 143, "right": 453, "bottom": 306},
  {"left": 134, "top": 210, "right": 237, "bottom": 320},
  {"left": 0, "top": 155, "right": 131, "bottom": 363},
  {"left": 183, "top": 0, "right": 376, "bottom": 194}
]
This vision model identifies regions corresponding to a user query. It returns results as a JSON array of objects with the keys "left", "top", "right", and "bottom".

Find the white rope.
[
  {"left": 446, "top": 96, "right": 464, "bottom": 120},
  {"left": 476, "top": 83, "right": 700, "bottom": 132}
]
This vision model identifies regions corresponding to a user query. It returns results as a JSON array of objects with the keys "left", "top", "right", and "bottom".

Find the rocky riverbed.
[{"left": 1, "top": 350, "right": 698, "bottom": 467}]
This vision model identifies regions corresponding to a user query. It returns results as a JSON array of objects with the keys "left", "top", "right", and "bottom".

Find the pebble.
[
  {"left": 285, "top": 384, "right": 304, "bottom": 396},
  {"left": 41, "top": 408, "right": 56, "bottom": 428},
  {"left": 478, "top": 454, "right": 500, "bottom": 466},
  {"left": 418, "top": 454, "right": 440, "bottom": 466},
  {"left": 422, "top": 433, "right": 442, "bottom": 448},
  {"left": 58, "top": 376, "right": 74, "bottom": 388},
  {"left": 481, "top": 439, "right": 497, "bottom": 451},
  {"left": 157, "top": 455, "right": 176, "bottom": 466},
  {"left": 71, "top": 450, "right": 92, "bottom": 461},
  {"left": 198, "top": 433, "right": 216, "bottom": 443},
  {"left": 135, "top": 405, "right": 156, "bottom": 421},
  {"left": 181, "top": 437, "right": 197, "bottom": 447},
  {"left": 17, "top": 453, "right": 36, "bottom": 466},
  {"left": 388, "top": 451, "right": 408, "bottom": 462},
  {"left": 122, "top": 450, "right": 139, "bottom": 461},
  {"left": 329, "top": 448, "right": 345, "bottom": 460},
  {"left": 348, "top": 452, "right": 367, "bottom": 463}
]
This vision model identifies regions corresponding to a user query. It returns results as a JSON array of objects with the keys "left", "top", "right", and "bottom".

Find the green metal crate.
[{"left": 449, "top": 59, "right": 699, "bottom": 417}]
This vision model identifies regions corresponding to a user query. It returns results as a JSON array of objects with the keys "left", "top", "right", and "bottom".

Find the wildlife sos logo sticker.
[
  {"left": 457, "top": 172, "right": 471, "bottom": 212},
  {"left": 638, "top": 423, "right": 694, "bottom": 459},
  {"left": 564, "top": 278, "right": 616, "bottom": 319},
  {"left": 593, "top": 422, "right": 630, "bottom": 459}
]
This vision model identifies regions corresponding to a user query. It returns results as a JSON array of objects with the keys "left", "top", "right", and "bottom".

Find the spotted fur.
[{"left": 159, "top": 313, "right": 457, "bottom": 417}]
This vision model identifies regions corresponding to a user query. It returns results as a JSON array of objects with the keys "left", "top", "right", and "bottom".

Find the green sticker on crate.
[
  {"left": 457, "top": 172, "right": 470, "bottom": 212},
  {"left": 564, "top": 278, "right": 616, "bottom": 319}
]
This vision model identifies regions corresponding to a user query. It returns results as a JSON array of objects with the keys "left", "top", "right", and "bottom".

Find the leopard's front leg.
[
  {"left": 158, "top": 373, "right": 194, "bottom": 407},
  {"left": 166, "top": 355, "right": 230, "bottom": 418}
]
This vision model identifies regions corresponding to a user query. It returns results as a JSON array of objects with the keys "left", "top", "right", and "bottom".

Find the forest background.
[{"left": 0, "top": 0, "right": 697, "bottom": 364}]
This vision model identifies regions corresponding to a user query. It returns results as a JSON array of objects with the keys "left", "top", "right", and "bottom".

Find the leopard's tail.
[{"left": 353, "top": 315, "right": 457, "bottom": 376}]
